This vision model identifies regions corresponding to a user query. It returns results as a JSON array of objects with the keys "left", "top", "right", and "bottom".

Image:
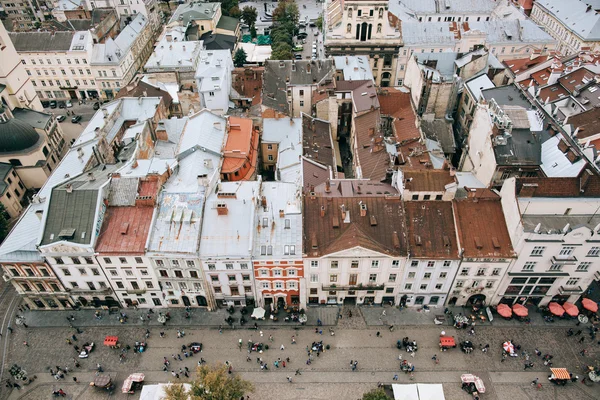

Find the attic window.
[
  {"left": 58, "top": 228, "right": 76, "bottom": 239},
  {"left": 474, "top": 236, "right": 483, "bottom": 249},
  {"left": 370, "top": 215, "right": 377, "bottom": 226},
  {"left": 491, "top": 237, "right": 501, "bottom": 249},
  {"left": 333, "top": 217, "right": 340, "bottom": 228},
  {"left": 267, "top": 246, "right": 273, "bottom": 255},
  {"left": 120, "top": 222, "right": 129, "bottom": 234},
  {"left": 262, "top": 218, "right": 268, "bottom": 227},
  {"left": 443, "top": 236, "right": 451, "bottom": 247},
  {"left": 414, "top": 235, "right": 422, "bottom": 246}
]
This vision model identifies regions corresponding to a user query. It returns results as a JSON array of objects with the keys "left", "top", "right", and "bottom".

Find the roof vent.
[
  {"left": 443, "top": 236, "right": 451, "bottom": 247},
  {"left": 491, "top": 237, "right": 501, "bottom": 249},
  {"left": 58, "top": 228, "right": 75, "bottom": 239},
  {"left": 414, "top": 234, "right": 422, "bottom": 246},
  {"left": 120, "top": 222, "right": 129, "bottom": 235},
  {"left": 216, "top": 203, "right": 228, "bottom": 215},
  {"left": 332, "top": 217, "right": 339, "bottom": 228},
  {"left": 369, "top": 215, "right": 377, "bottom": 226},
  {"left": 311, "top": 234, "right": 318, "bottom": 249},
  {"left": 66, "top": 184, "right": 73, "bottom": 193},
  {"left": 360, "top": 202, "right": 367, "bottom": 217},
  {"left": 320, "top": 206, "right": 325, "bottom": 217},
  {"left": 393, "top": 231, "right": 401, "bottom": 249},
  {"left": 474, "top": 236, "right": 483, "bottom": 249}
]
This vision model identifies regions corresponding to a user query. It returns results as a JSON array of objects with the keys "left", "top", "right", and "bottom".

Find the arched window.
[
  {"left": 377, "top": 23, "right": 382, "bottom": 33},
  {"left": 347, "top": 24, "right": 352, "bottom": 33},
  {"left": 348, "top": 8, "right": 353, "bottom": 18},
  {"left": 379, "top": 8, "right": 384, "bottom": 18}
]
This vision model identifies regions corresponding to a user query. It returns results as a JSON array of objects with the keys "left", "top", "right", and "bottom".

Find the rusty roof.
[
  {"left": 558, "top": 67, "right": 595, "bottom": 94},
  {"left": 312, "top": 179, "right": 398, "bottom": 197},
  {"left": 378, "top": 88, "right": 421, "bottom": 144},
  {"left": 538, "top": 83, "right": 569, "bottom": 103},
  {"left": 302, "top": 158, "right": 330, "bottom": 193},
  {"left": 232, "top": 67, "right": 263, "bottom": 106},
  {"left": 515, "top": 173, "right": 600, "bottom": 197},
  {"left": 222, "top": 116, "right": 258, "bottom": 177},
  {"left": 302, "top": 114, "right": 336, "bottom": 170},
  {"left": 504, "top": 55, "right": 548, "bottom": 74},
  {"left": 354, "top": 109, "right": 391, "bottom": 181},
  {"left": 566, "top": 107, "right": 600, "bottom": 140},
  {"left": 303, "top": 196, "right": 408, "bottom": 257},
  {"left": 96, "top": 206, "right": 155, "bottom": 254},
  {"left": 453, "top": 199, "right": 514, "bottom": 258},
  {"left": 403, "top": 170, "right": 455, "bottom": 192},
  {"left": 115, "top": 80, "right": 173, "bottom": 107},
  {"left": 405, "top": 202, "right": 458, "bottom": 259}
]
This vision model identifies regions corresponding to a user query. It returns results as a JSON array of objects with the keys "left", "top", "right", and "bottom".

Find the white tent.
[
  {"left": 251, "top": 307, "right": 266, "bottom": 319},
  {"left": 417, "top": 384, "right": 445, "bottom": 400},
  {"left": 392, "top": 384, "right": 419, "bottom": 400},
  {"left": 140, "top": 383, "right": 192, "bottom": 400},
  {"left": 392, "top": 384, "right": 445, "bottom": 400}
]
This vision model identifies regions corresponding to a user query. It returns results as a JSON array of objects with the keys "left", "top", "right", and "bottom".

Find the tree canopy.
[
  {"left": 241, "top": 6, "right": 258, "bottom": 28},
  {"left": 163, "top": 365, "right": 254, "bottom": 400},
  {"left": 362, "top": 388, "right": 392, "bottom": 400},
  {"left": 233, "top": 48, "right": 247, "bottom": 67},
  {"left": 269, "top": 0, "right": 299, "bottom": 60}
]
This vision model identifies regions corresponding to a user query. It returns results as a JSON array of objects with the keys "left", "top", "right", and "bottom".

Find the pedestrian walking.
[
  {"left": 287, "top": 376, "right": 293, "bottom": 383},
  {"left": 177, "top": 354, "right": 182, "bottom": 361},
  {"left": 72, "top": 334, "right": 77, "bottom": 341},
  {"left": 295, "top": 369, "right": 301, "bottom": 375},
  {"left": 23, "top": 341, "right": 28, "bottom": 347},
  {"left": 22, "top": 323, "right": 28, "bottom": 328},
  {"left": 269, "top": 335, "right": 273, "bottom": 342},
  {"left": 283, "top": 361, "right": 286, "bottom": 368},
  {"left": 292, "top": 336, "right": 296, "bottom": 344},
  {"left": 432, "top": 354, "right": 438, "bottom": 364},
  {"left": 184, "top": 371, "right": 189, "bottom": 378},
  {"left": 73, "top": 377, "right": 78, "bottom": 383},
  {"left": 393, "top": 374, "right": 399, "bottom": 381},
  {"left": 12, "top": 383, "right": 20, "bottom": 390},
  {"left": 531, "top": 378, "right": 539, "bottom": 386},
  {"left": 7, "top": 326, "right": 12, "bottom": 333},
  {"left": 280, "top": 344, "right": 285, "bottom": 350},
  {"left": 578, "top": 337, "right": 585, "bottom": 344}
]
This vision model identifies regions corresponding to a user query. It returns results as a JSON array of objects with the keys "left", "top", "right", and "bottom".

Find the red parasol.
[
  {"left": 548, "top": 302, "right": 565, "bottom": 317},
  {"left": 512, "top": 304, "right": 528, "bottom": 317},
  {"left": 562, "top": 302, "right": 579, "bottom": 317},
  {"left": 582, "top": 298, "right": 598, "bottom": 313},
  {"left": 497, "top": 304, "right": 512, "bottom": 318}
]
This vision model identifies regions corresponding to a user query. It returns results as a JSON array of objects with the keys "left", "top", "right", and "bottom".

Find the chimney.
[
  {"left": 580, "top": 169, "right": 593, "bottom": 192},
  {"left": 320, "top": 205, "right": 325, "bottom": 217},
  {"left": 166, "top": 34, "right": 172, "bottom": 42},
  {"left": 325, "top": 179, "right": 331, "bottom": 193},
  {"left": 77, "top": 147, "right": 84, "bottom": 159},
  {"left": 261, "top": 196, "right": 267, "bottom": 210},
  {"left": 279, "top": 209, "right": 285, "bottom": 218},
  {"left": 216, "top": 203, "right": 228, "bottom": 215},
  {"left": 359, "top": 201, "right": 367, "bottom": 217},
  {"left": 102, "top": 108, "right": 108, "bottom": 118},
  {"left": 87, "top": 172, "right": 96, "bottom": 182},
  {"left": 131, "top": 160, "right": 138, "bottom": 169},
  {"left": 340, "top": 204, "right": 346, "bottom": 221},
  {"left": 66, "top": 184, "right": 73, "bottom": 193}
]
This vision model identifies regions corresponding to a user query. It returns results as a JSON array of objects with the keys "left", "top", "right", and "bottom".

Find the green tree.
[
  {"left": 163, "top": 383, "right": 189, "bottom": 400},
  {"left": 241, "top": 6, "right": 258, "bottom": 28},
  {"left": 362, "top": 388, "right": 392, "bottom": 400},
  {"left": 219, "top": 0, "right": 239, "bottom": 16},
  {"left": 228, "top": 6, "right": 241, "bottom": 18},
  {"left": 271, "top": 42, "right": 293, "bottom": 60},
  {"left": 316, "top": 15, "right": 323, "bottom": 31},
  {"left": 164, "top": 365, "right": 253, "bottom": 400},
  {"left": 272, "top": 0, "right": 299, "bottom": 25},
  {"left": 250, "top": 25, "right": 257, "bottom": 39},
  {"left": 233, "top": 48, "right": 247, "bottom": 67},
  {"left": 0, "top": 204, "right": 9, "bottom": 244}
]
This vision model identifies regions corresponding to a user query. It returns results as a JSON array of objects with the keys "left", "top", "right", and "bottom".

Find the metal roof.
[{"left": 536, "top": 0, "right": 600, "bottom": 41}]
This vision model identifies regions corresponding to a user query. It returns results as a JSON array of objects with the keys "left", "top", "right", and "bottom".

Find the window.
[
  {"left": 240, "top": 263, "right": 248, "bottom": 269},
  {"left": 477, "top": 268, "right": 486, "bottom": 276},
  {"left": 439, "top": 272, "right": 447, "bottom": 279},
  {"left": 408, "top": 272, "right": 415, "bottom": 279},
  {"left": 371, "top": 260, "right": 379, "bottom": 268},
  {"left": 485, "top": 281, "right": 495, "bottom": 289},
  {"left": 411, "top": 260, "right": 418, "bottom": 267},
  {"left": 587, "top": 247, "right": 600, "bottom": 256},
  {"left": 351, "top": 260, "right": 359, "bottom": 268},
  {"left": 435, "top": 284, "right": 443, "bottom": 290},
  {"left": 84, "top": 257, "right": 93, "bottom": 265},
  {"left": 369, "top": 274, "right": 377, "bottom": 283},
  {"left": 171, "top": 260, "right": 180, "bottom": 267},
  {"left": 566, "top": 277, "right": 580, "bottom": 286},
  {"left": 460, "top": 268, "right": 469, "bottom": 276},
  {"left": 109, "top": 270, "right": 118, "bottom": 276},
  {"left": 135, "top": 257, "right": 143, "bottom": 264},
  {"left": 40, "top": 268, "right": 50, "bottom": 277},
  {"left": 492, "top": 268, "right": 501, "bottom": 276},
  {"left": 140, "top": 270, "right": 148, "bottom": 276},
  {"left": 78, "top": 268, "right": 87, "bottom": 275},
  {"left": 549, "top": 264, "right": 562, "bottom": 271},
  {"left": 559, "top": 246, "right": 575, "bottom": 256},
  {"left": 577, "top": 262, "right": 591, "bottom": 272},
  {"left": 228, "top": 275, "right": 236, "bottom": 282},
  {"left": 347, "top": 23, "right": 352, "bottom": 33},
  {"left": 423, "top": 272, "right": 432, "bottom": 279},
  {"left": 523, "top": 261, "right": 536, "bottom": 271},
  {"left": 443, "top": 260, "right": 451, "bottom": 267},
  {"left": 24, "top": 268, "right": 34, "bottom": 277},
  {"left": 267, "top": 246, "right": 273, "bottom": 255},
  {"left": 116, "top": 281, "right": 124, "bottom": 289},
  {"left": 208, "top": 264, "right": 216, "bottom": 270},
  {"left": 284, "top": 245, "right": 295, "bottom": 255},
  {"left": 194, "top": 283, "right": 203, "bottom": 291},
  {"left": 87, "top": 282, "right": 96, "bottom": 290},
  {"left": 273, "top": 269, "right": 282, "bottom": 276},
  {"left": 211, "top": 275, "right": 219, "bottom": 282},
  {"left": 242, "top": 274, "right": 250, "bottom": 281},
  {"left": 427, "top": 261, "right": 435, "bottom": 268},
  {"left": 404, "top": 283, "right": 412, "bottom": 290},
  {"left": 329, "top": 274, "right": 338, "bottom": 283},
  {"left": 268, "top": 155, "right": 273, "bottom": 161},
  {"left": 531, "top": 246, "right": 545, "bottom": 256},
  {"left": 455, "top": 280, "right": 464, "bottom": 288},
  {"left": 61, "top": 268, "right": 70, "bottom": 276},
  {"left": 91, "top": 268, "right": 100, "bottom": 276},
  {"left": 311, "top": 261, "right": 319, "bottom": 268},
  {"left": 388, "top": 274, "right": 397, "bottom": 282},
  {"left": 419, "top": 284, "right": 427, "bottom": 290},
  {"left": 70, "top": 282, "right": 78, "bottom": 289},
  {"left": 330, "top": 261, "right": 338, "bottom": 269},
  {"left": 310, "top": 274, "right": 318, "bottom": 283},
  {"left": 287, "top": 269, "right": 296, "bottom": 276},
  {"left": 299, "top": 101, "right": 304, "bottom": 107},
  {"left": 209, "top": 91, "right": 215, "bottom": 97},
  {"left": 159, "top": 270, "right": 168, "bottom": 277},
  {"left": 190, "top": 271, "right": 198, "bottom": 278},
  {"left": 225, "top": 263, "right": 233, "bottom": 270},
  {"left": 174, "top": 270, "right": 183, "bottom": 278},
  {"left": 72, "top": 257, "right": 81, "bottom": 265},
  {"left": 156, "top": 260, "right": 165, "bottom": 267}
]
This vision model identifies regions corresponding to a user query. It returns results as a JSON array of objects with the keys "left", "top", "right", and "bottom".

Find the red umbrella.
[
  {"left": 582, "top": 298, "right": 598, "bottom": 313},
  {"left": 548, "top": 302, "right": 565, "bottom": 317},
  {"left": 562, "top": 302, "right": 579, "bottom": 317},
  {"left": 497, "top": 304, "right": 512, "bottom": 318},
  {"left": 512, "top": 304, "right": 528, "bottom": 317}
]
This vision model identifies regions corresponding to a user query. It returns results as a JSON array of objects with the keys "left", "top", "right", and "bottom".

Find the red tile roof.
[
  {"left": 565, "top": 107, "right": 600, "bottom": 140},
  {"left": 222, "top": 117, "right": 258, "bottom": 179},
  {"left": 558, "top": 67, "right": 595, "bottom": 94},
  {"left": 504, "top": 55, "right": 547, "bottom": 74},
  {"left": 403, "top": 170, "right": 455, "bottom": 192},
  {"left": 232, "top": 67, "right": 263, "bottom": 106},
  {"left": 453, "top": 199, "right": 514, "bottom": 258},
  {"left": 515, "top": 173, "right": 600, "bottom": 197},
  {"left": 96, "top": 206, "right": 155, "bottom": 254},
  {"left": 354, "top": 109, "right": 389, "bottom": 181},
  {"left": 538, "top": 83, "right": 569, "bottom": 103},
  {"left": 378, "top": 88, "right": 421, "bottom": 144},
  {"left": 405, "top": 201, "right": 458, "bottom": 259},
  {"left": 302, "top": 158, "right": 330, "bottom": 193}
]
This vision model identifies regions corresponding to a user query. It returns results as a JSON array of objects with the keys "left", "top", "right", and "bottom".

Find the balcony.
[
  {"left": 558, "top": 286, "right": 583, "bottom": 295},
  {"left": 322, "top": 284, "right": 385, "bottom": 291},
  {"left": 126, "top": 289, "right": 146, "bottom": 295},
  {"left": 66, "top": 287, "right": 112, "bottom": 295},
  {"left": 551, "top": 255, "right": 577, "bottom": 265}
]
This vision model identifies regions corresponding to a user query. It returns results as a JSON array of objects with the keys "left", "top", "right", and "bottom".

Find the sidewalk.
[{"left": 20, "top": 306, "right": 341, "bottom": 329}]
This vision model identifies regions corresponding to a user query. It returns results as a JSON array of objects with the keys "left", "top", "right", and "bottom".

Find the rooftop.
[
  {"left": 566, "top": 107, "right": 600, "bottom": 141},
  {"left": 405, "top": 201, "right": 458, "bottom": 259},
  {"left": 91, "top": 13, "right": 148, "bottom": 65},
  {"left": 481, "top": 84, "right": 532, "bottom": 108},
  {"left": 394, "top": 0, "right": 498, "bottom": 14},
  {"left": 312, "top": 179, "right": 398, "bottom": 197},
  {"left": 535, "top": 0, "right": 600, "bottom": 41},
  {"left": 0, "top": 163, "right": 13, "bottom": 196},
  {"left": 522, "top": 214, "right": 600, "bottom": 234},
  {"left": 169, "top": 2, "right": 220, "bottom": 26},
  {"left": 402, "top": 169, "right": 455, "bottom": 192},
  {"left": 222, "top": 116, "right": 258, "bottom": 178},
  {"left": 303, "top": 195, "right": 408, "bottom": 257},
  {"left": 115, "top": 80, "right": 173, "bottom": 108},
  {"left": 415, "top": 52, "right": 458, "bottom": 82},
  {"left": 200, "top": 31, "right": 236, "bottom": 52},
  {"left": 401, "top": 22, "right": 456, "bottom": 46},
  {"left": 558, "top": 67, "right": 595, "bottom": 94},
  {"left": 453, "top": 198, "right": 514, "bottom": 258},
  {"left": 465, "top": 74, "right": 495, "bottom": 102},
  {"left": 504, "top": 55, "right": 550, "bottom": 74},
  {"left": 11, "top": 108, "right": 52, "bottom": 130},
  {"left": 538, "top": 83, "right": 569, "bottom": 103},
  {"left": 216, "top": 15, "right": 240, "bottom": 32},
  {"left": 420, "top": 119, "right": 456, "bottom": 154},
  {"left": 253, "top": 182, "right": 302, "bottom": 260},
  {"left": 96, "top": 205, "right": 155, "bottom": 254},
  {"left": 378, "top": 88, "right": 421, "bottom": 144},
  {"left": 354, "top": 108, "right": 390, "bottom": 181},
  {"left": 8, "top": 31, "right": 75, "bottom": 52},
  {"left": 263, "top": 118, "right": 302, "bottom": 184},
  {"left": 199, "top": 181, "right": 260, "bottom": 258},
  {"left": 302, "top": 158, "right": 330, "bottom": 193},
  {"left": 144, "top": 38, "right": 203, "bottom": 71},
  {"left": 194, "top": 50, "right": 233, "bottom": 92},
  {"left": 333, "top": 56, "right": 374, "bottom": 82},
  {"left": 302, "top": 114, "right": 336, "bottom": 171},
  {"left": 467, "top": 19, "right": 555, "bottom": 44},
  {"left": 515, "top": 174, "right": 600, "bottom": 197},
  {"left": 541, "top": 135, "right": 587, "bottom": 177},
  {"left": 262, "top": 60, "right": 335, "bottom": 114}
]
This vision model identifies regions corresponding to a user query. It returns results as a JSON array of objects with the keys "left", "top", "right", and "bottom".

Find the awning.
[
  {"left": 512, "top": 303, "right": 528, "bottom": 317},
  {"left": 548, "top": 302, "right": 565, "bottom": 316},
  {"left": 392, "top": 384, "right": 419, "bottom": 400},
  {"left": 582, "top": 298, "right": 598, "bottom": 313},
  {"left": 93, "top": 375, "right": 112, "bottom": 387},
  {"left": 562, "top": 302, "right": 579, "bottom": 317},
  {"left": 550, "top": 368, "right": 570, "bottom": 380},
  {"left": 497, "top": 304, "right": 512, "bottom": 318},
  {"left": 460, "top": 374, "right": 485, "bottom": 393}
]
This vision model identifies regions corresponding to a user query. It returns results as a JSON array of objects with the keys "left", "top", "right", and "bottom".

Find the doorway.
[
  {"left": 466, "top": 294, "right": 486, "bottom": 307},
  {"left": 277, "top": 296, "right": 285, "bottom": 309},
  {"left": 344, "top": 296, "right": 356, "bottom": 305},
  {"left": 182, "top": 296, "right": 191, "bottom": 307},
  {"left": 447, "top": 296, "right": 458, "bottom": 306},
  {"left": 68, "top": 90, "right": 77, "bottom": 100},
  {"left": 196, "top": 296, "right": 208, "bottom": 307}
]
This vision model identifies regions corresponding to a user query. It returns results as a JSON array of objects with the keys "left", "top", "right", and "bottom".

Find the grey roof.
[
  {"left": 415, "top": 52, "right": 457, "bottom": 81},
  {"left": 263, "top": 60, "right": 335, "bottom": 113},
  {"left": 481, "top": 84, "right": 532, "bottom": 108},
  {"left": 420, "top": 119, "right": 456, "bottom": 154},
  {"left": 200, "top": 31, "right": 236, "bottom": 51},
  {"left": 8, "top": 31, "right": 75, "bottom": 52},
  {"left": 11, "top": 108, "right": 52, "bottom": 130},
  {"left": 41, "top": 189, "right": 99, "bottom": 246},
  {"left": 401, "top": 22, "right": 457, "bottom": 46},
  {"left": 108, "top": 177, "right": 139, "bottom": 206},
  {"left": 0, "top": 163, "right": 12, "bottom": 196},
  {"left": 216, "top": 16, "right": 240, "bottom": 32},
  {"left": 395, "top": 0, "right": 498, "bottom": 14},
  {"left": 493, "top": 127, "right": 542, "bottom": 166},
  {"left": 468, "top": 20, "right": 555, "bottom": 44},
  {"left": 0, "top": 118, "right": 41, "bottom": 154},
  {"left": 169, "top": 2, "right": 220, "bottom": 26},
  {"left": 522, "top": 214, "right": 600, "bottom": 233},
  {"left": 536, "top": 0, "right": 600, "bottom": 41}
]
